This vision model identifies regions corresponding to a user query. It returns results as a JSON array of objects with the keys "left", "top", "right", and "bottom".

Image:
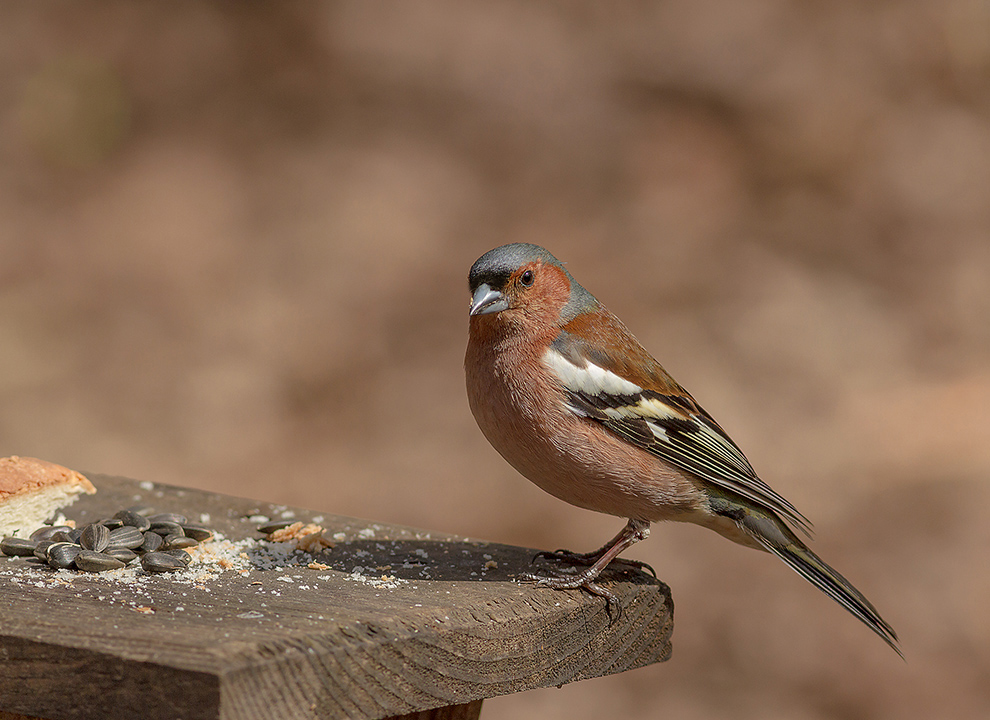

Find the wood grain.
[{"left": 0, "top": 475, "right": 672, "bottom": 720}]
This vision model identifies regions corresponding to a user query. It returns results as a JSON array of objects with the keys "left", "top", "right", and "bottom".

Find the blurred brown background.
[{"left": 2, "top": 2, "right": 989, "bottom": 718}]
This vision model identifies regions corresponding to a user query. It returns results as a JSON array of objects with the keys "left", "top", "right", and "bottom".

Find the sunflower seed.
[
  {"left": 141, "top": 552, "right": 185, "bottom": 573},
  {"left": 163, "top": 549, "right": 191, "bottom": 564},
  {"left": 74, "top": 550, "right": 125, "bottom": 572},
  {"left": 163, "top": 534, "right": 198, "bottom": 550},
  {"left": 30, "top": 525, "right": 72, "bottom": 542},
  {"left": 180, "top": 523, "right": 213, "bottom": 542},
  {"left": 1, "top": 537, "right": 38, "bottom": 557},
  {"left": 6, "top": 503, "right": 217, "bottom": 575},
  {"left": 79, "top": 524, "right": 110, "bottom": 552},
  {"left": 33, "top": 540, "right": 56, "bottom": 560},
  {"left": 149, "top": 521, "right": 183, "bottom": 538},
  {"left": 47, "top": 543, "right": 82, "bottom": 570},
  {"left": 113, "top": 509, "right": 151, "bottom": 532},
  {"left": 256, "top": 519, "right": 296, "bottom": 534},
  {"left": 139, "top": 532, "right": 163, "bottom": 553},
  {"left": 106, "top": 525, "right": 144, "bottom": 549},
  {"left": 104, "top": 546, "right": 138, "bottom": 563},
  {"left": 147, "top": 513, "right": 187, "bottom": 525}
]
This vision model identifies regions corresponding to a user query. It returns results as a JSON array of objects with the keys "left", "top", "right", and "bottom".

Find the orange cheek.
[{"left": 525, "top": 265, "right": 571, "bottom": 319}]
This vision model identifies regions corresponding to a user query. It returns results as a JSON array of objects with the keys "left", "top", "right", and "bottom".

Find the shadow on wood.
[{"left": 388, "top": 700, "right": 483, "bottom": 720}]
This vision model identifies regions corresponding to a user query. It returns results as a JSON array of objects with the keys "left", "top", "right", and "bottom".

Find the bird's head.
[{"left": 467, "top": 244, "right": 598, "bottom": 334}]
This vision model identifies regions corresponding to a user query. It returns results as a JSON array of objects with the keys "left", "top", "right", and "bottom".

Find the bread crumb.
[{"left": 267, "top": 522, "right": 334, "bottom": 553}]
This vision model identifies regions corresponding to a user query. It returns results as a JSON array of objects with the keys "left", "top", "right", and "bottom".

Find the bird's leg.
[
  {"left": 533, "top": 519, "right": 656, "bottom": 577},
  {"left": 521, "top": 519, "right": 652, "bottom": 614}
]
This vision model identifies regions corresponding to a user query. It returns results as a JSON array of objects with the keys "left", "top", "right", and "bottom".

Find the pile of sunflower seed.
[{"left": 0, "top": 507, "right": 215, "bottom": 574}]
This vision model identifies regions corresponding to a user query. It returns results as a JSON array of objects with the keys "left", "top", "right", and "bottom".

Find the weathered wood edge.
[
  {"left": 0, "top": 700, "right": 484, "bottom": 720},
  {"left": 0, "top": 476, "right": 673, "bottom": 720},
  {"left": 216, "top": 578, "right": 671, "bottom": 720}
]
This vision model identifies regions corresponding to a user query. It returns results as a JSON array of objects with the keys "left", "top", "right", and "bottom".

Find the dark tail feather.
[
  {"left": 737, "top": 508, "right": 903, "bottom": 658},
  {"left": 768, "top": 539, "right": 902, "bottom": 658}
]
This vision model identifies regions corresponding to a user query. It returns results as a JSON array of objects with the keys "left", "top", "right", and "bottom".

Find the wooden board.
[{"left": 0, "top": 475, "right": 672, "bottom": 720}]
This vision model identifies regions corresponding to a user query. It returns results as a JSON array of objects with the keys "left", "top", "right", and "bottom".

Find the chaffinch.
[{"left": 464, "top": 242, "right": 900, "bottom": 656}]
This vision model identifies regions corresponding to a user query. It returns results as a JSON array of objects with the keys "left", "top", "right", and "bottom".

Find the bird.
[{"left": 464, "top": 242, "right": 900, "bottom": 656}]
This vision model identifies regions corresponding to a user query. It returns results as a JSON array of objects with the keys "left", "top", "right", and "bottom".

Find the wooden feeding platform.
[{"left": 0, "top": 475, "right": 672, "bottom": 720}]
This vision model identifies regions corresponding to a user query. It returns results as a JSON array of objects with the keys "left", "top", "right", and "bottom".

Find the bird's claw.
[
  {"left": 519, "top": 570, "right": 622, "bottom": 621},
  {"left": 532, "top": 548, "right": 657, "bottom": 579},
  {"left": 617, "top": 557, "right": 657, "bottom": 578},
  {"left": 532, "top": 548, "right": 598, "bottom": 565}
]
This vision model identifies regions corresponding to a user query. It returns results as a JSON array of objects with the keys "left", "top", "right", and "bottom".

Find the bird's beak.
[{"left": 469, "top": 283, "right": 508, "bottom": 316}]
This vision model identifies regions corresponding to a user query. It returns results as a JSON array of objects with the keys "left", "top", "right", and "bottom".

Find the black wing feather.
[{"left": 565, "top": 386, "right": 813, "bottom": 536}]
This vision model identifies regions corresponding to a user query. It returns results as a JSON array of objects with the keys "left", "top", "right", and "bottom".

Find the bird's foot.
[
  {"left": 521, "top": 519, "right": 654, "bottom": 620},
  {"left": 533, "top": 548, "right": 657, "bottom": 579},
  {"left": 533, "top": 547, "right": 600, "bottom": 565},
  {"left": 519, "top": 567, "right": 621, "bottom": 619}
]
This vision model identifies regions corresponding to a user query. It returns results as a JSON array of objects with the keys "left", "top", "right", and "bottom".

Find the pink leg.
[
  {"left": 522, "top": 519, "right": 652, "bottom": 613},
  {"left": 534, "top": 520, "right": 656, "bottom": 577}
]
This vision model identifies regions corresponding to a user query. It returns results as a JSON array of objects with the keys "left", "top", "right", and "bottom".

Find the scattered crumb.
[
  {"left": 485, "top": 560, "right": 498, "bottom": 569},
  {"left": 308, "top": 562, "right": 329, "bottom": 570},
  {"left": 266, "top": 522, "right": 334, "bottom": 552},
  {"left": 296, "top": 529, "right": 334, "bottom": 553},
  {"left": 132, "top": 606, "right": 155, "bottom": 614},
  {"left": 49, "top": 514, "right": 76, "bottom": 529},
  {"left": 267, "top": 521, "right": 304, "bottom": 542},
  {"left": 343, "top": 568, "right": 406, "bottom": 589}
]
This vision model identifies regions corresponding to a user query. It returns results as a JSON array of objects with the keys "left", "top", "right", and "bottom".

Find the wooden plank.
[{"left": 0, "top": 475, "right": 672, "bottom": 720}]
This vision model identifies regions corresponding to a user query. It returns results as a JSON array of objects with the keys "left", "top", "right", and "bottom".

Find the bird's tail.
[{"left": 714, "top": 498, "right": 902, "bottom": 657}]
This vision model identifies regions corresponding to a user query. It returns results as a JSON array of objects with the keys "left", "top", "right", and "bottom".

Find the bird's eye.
[{"left": 520, "top": 270, "right": 534, "bottom": 287}]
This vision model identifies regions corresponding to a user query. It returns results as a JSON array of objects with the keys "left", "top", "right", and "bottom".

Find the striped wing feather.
[{"left": 548, "top": 328, "right": 812, "bottom": 535}]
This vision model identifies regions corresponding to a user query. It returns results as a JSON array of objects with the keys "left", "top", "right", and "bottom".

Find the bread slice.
[{"left": 0, "top": 456, "right": 97, "bottom": 537}]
